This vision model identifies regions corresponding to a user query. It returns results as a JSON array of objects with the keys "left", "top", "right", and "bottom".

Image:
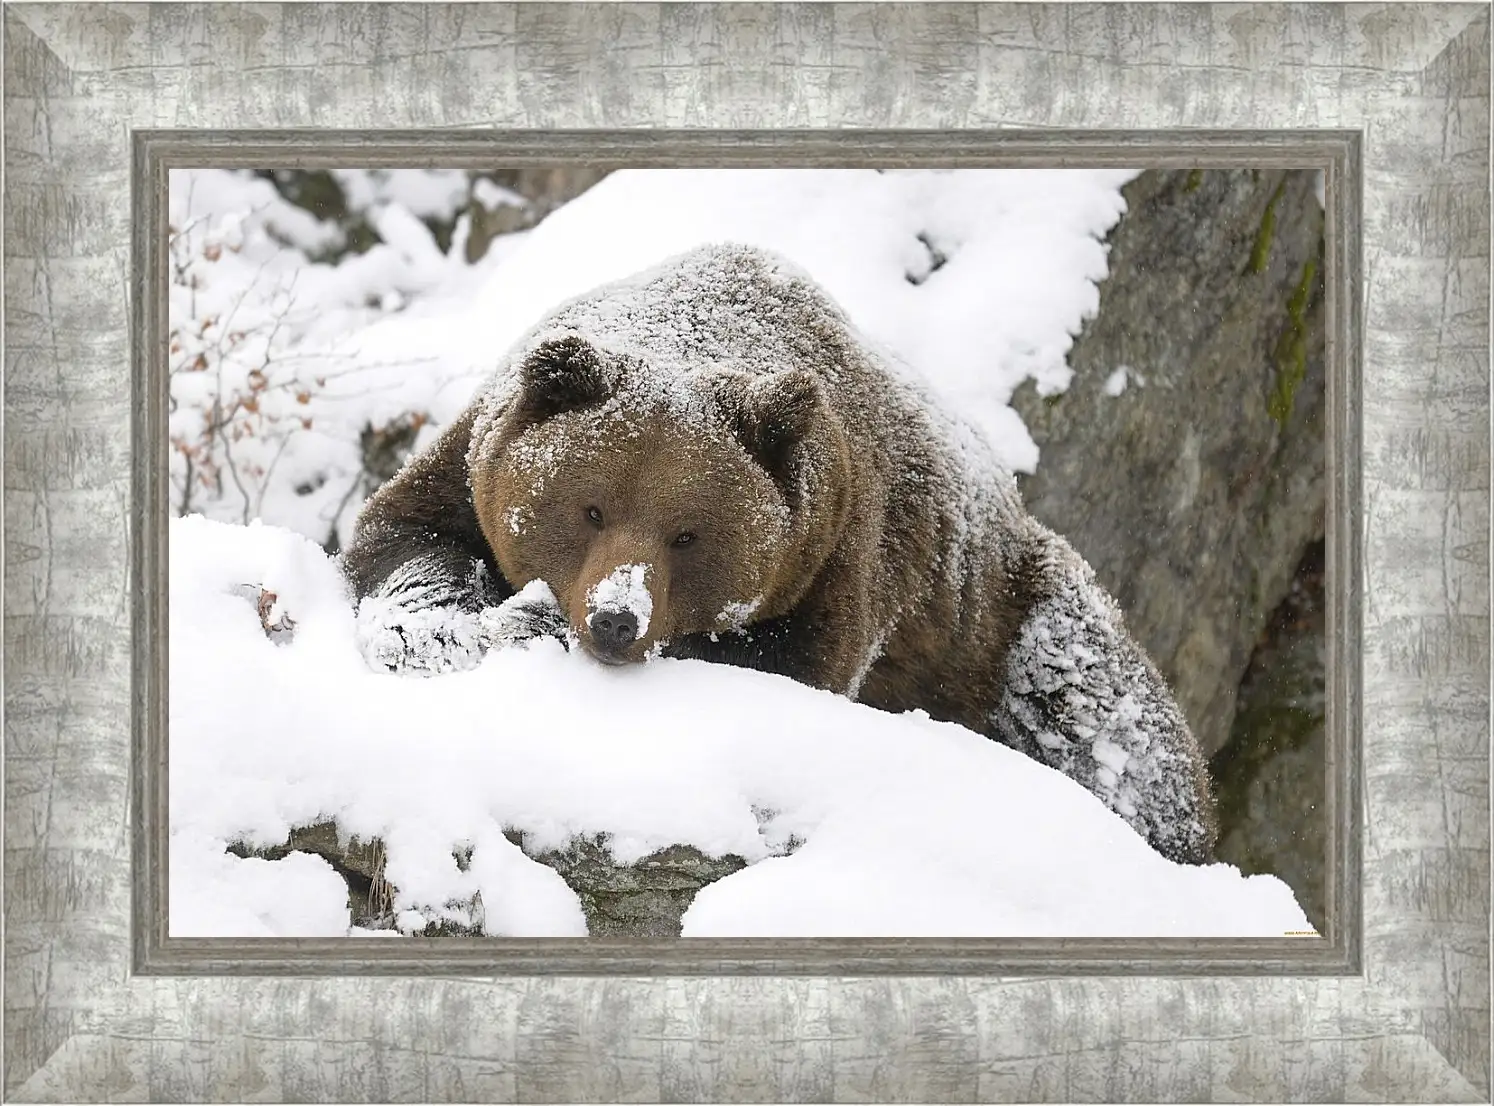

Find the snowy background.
[{"left": 168, "top": 167, "right": 1314, "bottom": 938}]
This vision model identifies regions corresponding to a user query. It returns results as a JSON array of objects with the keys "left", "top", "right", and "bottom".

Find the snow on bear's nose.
[{"left": 584, "top": 563, "right": 654, "bottom": 660}]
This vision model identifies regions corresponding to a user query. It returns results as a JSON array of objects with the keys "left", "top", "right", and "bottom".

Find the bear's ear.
[
  {"left": 735, "top": 370, "right": 825, "bottom": 488},
  {"left": 516, "top": 334, "right": 611, "bottom": 420}
]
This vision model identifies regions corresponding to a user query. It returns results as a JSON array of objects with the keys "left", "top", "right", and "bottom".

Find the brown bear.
[{"left": 342, "top": 243, "right": 1217, "bottom": 866}]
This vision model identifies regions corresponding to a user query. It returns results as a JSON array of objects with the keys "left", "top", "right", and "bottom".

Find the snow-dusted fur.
[
  {"left": 993, "top": 531, "right": 1215, "bottom": 865},
  {"left": 341, "top": 243, "right": 1216, "bottom": 865}
]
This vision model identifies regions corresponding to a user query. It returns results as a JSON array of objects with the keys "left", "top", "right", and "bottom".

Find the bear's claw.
[
  {"left": 478, "top": 590, "right": 571, "bottom": 651},
  {"left": 355, "top": 586, "right": 570, "bottom": 677},
  {"left": 355, "top": 603, "right": 486, "bottom": 677}
]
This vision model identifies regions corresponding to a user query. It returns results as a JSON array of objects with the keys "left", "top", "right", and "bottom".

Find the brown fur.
[{"left": 342, "top": 244, "right": 1217, "bottom": 864}]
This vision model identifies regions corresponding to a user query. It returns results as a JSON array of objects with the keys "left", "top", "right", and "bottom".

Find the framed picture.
[
  {"left": 5, "top": 3, "right": 1487, "bottom": 1102},
  {"left": 150, "top": 145, "right": 1342, "bottom": 957}
]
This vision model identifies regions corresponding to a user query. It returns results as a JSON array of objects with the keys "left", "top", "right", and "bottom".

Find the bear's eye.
[
  {"left": 672, "top": 531, "right": 696, "bottom": 548},
  {"left": 586, "top": 506, "right": 604, "bottom": 528}
]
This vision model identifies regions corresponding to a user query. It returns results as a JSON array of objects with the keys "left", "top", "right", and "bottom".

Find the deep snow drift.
[{"left": 169, "top": 516, "right": 1311, "bottom": 938}]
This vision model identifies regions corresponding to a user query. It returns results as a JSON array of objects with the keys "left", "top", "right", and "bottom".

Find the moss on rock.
[
  {"left": 1248, "top": 180, "right": 1286, "bottom": 275},
  {"left": 1267, "top": 257, "right": 1319, "bottom": 428}
]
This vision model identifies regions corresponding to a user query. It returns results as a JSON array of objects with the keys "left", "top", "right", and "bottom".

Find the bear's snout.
[
  {"left": 588, "top": 608, "right": 639, "bottom": 658},
  {"left": 580, "top": 562, "right": 655, "bottom": 665}
]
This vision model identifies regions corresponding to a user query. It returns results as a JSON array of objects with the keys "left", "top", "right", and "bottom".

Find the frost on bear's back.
[
  {"left": 468, "top": 242, "right": 1019, "bottom": 528},
  {"left": 469, "top": 244, "right": 856, "bottom": 440},
  {"left": 537, "top": 244, "right": 853, "bottom": 371}
]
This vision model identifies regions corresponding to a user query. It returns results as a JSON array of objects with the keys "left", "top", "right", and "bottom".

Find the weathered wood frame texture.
[{"left": 4, "top": 3, "right": 1489, "bottom": 1102}]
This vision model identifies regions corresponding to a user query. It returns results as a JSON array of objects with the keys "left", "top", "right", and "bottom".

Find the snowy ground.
[
  {"left": 171, "top": 516, "right": 1311, "bottom": 938},
  {"left": 167, "top": 167, "right": 1314, "bottom": 938}
]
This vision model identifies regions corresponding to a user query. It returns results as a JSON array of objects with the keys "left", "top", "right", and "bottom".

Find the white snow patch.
[
  {"left": 847, "top": 634, "right": 888, "bottom": 699},
  {"left": 510, "top": 578, "right": 560, "bottom": 608},
  {"left": 717, "top": 596, "right": 763, "bottom": 631},
  {"left": 474, "top": 178, "right": 528, "bottom": 211},
  {"left": 170, "top": 517, "right": 1313, "bottom": 938},
  {"left": 586, "top": 564, "right": 654, "bottom": 638},
  {"left": 170, "top": 830, "right": 353, "bottom": 938},
  {"left": 1102, "top": 365, "right": 1145, "bottom": 396},
  {"left": 334, "top": 168, "right": 471, "bottom": 222},
  {"left": 1091, "top": 738, "right": 1131, "bottom": 777}
]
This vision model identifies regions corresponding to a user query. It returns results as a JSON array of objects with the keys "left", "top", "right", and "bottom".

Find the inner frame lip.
[{"left": 131, "top": 127, "right": 1361, "bottom": 979}]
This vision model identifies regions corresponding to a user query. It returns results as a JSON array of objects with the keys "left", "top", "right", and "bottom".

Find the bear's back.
[{"left": 532, "top": 243, "right": 873, "bottom": 386}]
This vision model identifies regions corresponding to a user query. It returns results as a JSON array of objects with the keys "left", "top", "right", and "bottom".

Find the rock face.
[
  {"left": 1210, "top": 542, "right": 1327, "bottom": 931},
  {"left": 1011, "top": 168, "right": 1327, "bottom": 760},
  {"left": 233, "top": 823, "right": 745, "bottom": 937},
  {"left": 229, "top": 822, "right": 395, "bottom": 925},
  {"left": 509, "top": 833, "right": 747, "bottom": 938}
]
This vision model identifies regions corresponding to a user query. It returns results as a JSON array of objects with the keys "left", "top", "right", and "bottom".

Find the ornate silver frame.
[
  {"left": 6, "top": 4, "right": 1488, "bottom": 1101},
  {"left": 132, "top": 128, "right": 1361, "bottom": 979}
]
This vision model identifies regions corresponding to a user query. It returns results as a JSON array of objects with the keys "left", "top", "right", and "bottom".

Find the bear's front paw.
[
  {"left": 478, "top": 581, "right": 571, "bottom": 651},
  {"left": 355, "top": 596, "right": 488, "bottom": 677}
]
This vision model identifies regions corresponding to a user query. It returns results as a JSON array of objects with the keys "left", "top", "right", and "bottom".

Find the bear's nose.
[{"left": 588, "top": 608, "right": 639, "bottom": 652}]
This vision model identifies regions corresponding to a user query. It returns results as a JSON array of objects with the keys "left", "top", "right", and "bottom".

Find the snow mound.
[
  {"left": 170, "top": 516, "right": 1312, "bottom": 939},
  {"left": 170, "top": 830, "right": 354, "bottom": 938}
]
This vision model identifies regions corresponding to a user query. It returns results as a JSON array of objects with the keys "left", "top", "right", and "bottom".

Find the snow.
[
  {"left": 333, "top": 167, "right": 471, "bottom": 222},
  {"left": 168, "top": 167, "right": 1136, "bottom": 551},
  {"left": 170, "top": 830, "right": 354, "bottom": 938},
  {"left": 586, "top": 564, "right": 654, "bottom": 636},
  {"left": 169, "top": 516, "right": 1312, "bottom": 938},
  {"left": 166, "top": 168, "right": 1314, "bottom": 939},
  {"left": 473, "top": 177, "right": 527, "bottom": 210},
  {"left": 1102, "top": 365, "right": 1146, "bottom": 397},
  {"left": 717, "top": 597, "right": 762, "bottom": 631}
]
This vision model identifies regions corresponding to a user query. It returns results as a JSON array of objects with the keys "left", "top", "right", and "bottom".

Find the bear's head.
[{"left": 470, "top": 332, "right": 850, "bottom": 666}]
